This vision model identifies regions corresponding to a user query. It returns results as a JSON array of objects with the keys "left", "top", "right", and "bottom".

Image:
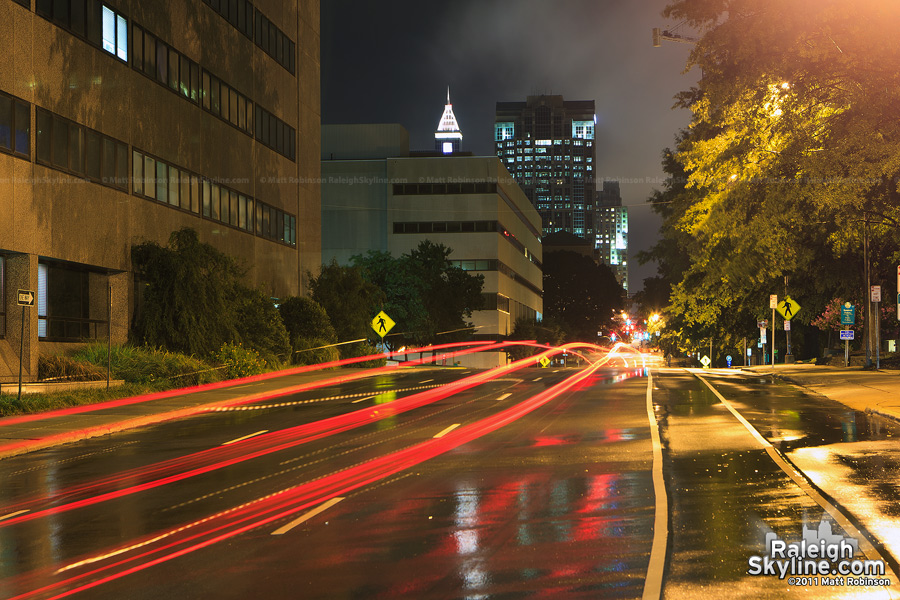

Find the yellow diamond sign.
[
  {"left": 539, "top": 356, "right": 551, "bottom": 368},
  {"left": 776, "top": 296, "right": 801, "bottom": 321},
  {"left": 371, "top": 310, "right": 395, "bottom": 338}
]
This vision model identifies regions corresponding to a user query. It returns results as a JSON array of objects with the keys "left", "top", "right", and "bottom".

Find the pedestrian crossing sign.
[
  {"left": 371, "top": 311, "right": 395, "bottom": 338},
  {"left": 776, "top": 296, "right": 801, "bottom": 321}
]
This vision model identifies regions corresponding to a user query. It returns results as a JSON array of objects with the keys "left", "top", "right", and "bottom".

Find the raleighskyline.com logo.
[{"left": 747, "top": 518, "right": 891, "bottom": 587}]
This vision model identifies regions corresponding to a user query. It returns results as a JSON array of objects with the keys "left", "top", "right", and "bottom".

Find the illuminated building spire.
[{"left": 435, "top": 87, "right": 462, "bottom": 154}]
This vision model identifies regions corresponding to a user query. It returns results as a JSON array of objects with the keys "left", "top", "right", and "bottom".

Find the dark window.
[
  {"left": 210, "top": 77, "right": 220, "bottom": 114},
  {"left": 52, "top": 0, "right": 69, "bottom": 27},
  {"left": 68, "top": 122, "right": 83, "bottom": 173},
  {"left": 101, "top": 137, "right": 115, "bottom": 182},
  {"left": 180, "top": 54, "right": 190, "bottom": 98},
  {"left": 168, "top": 48, "right": 178, "bottom": 90},
  {"left": 51, "top": 115, "right": 67, "bottom": 169},
  {"left": 0, "top": 95, "right": 11, "bottom": 151},
  {"left": 71, "top": 0, "right": 86, "bottom": 36},
  {"left": 144, "top": 32, "right": 156, "bottom": 77},
  {"left": 85, "top": 129, "right": 100, "bottom": 180},
  {"left": 86, "top": 0, "right": 102, "bottom": 46},
  {"left": 116, "top": 141, "right": 127, "bottom": 189},
  {"left": 132, "top": 24, "right": 143, "bottom": 70},
  {"left": 190, "top": 62, "right": 199, "bottom": 103},
  {"left": 13, "top": 100, "right": 29, "bottom": 156},
  {"left": 156, "top": 41, "right": 167, "bottom": 84}
]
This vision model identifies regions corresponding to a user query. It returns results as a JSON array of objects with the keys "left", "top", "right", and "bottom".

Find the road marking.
[
  {"left": 0, "top": 509, "right": 29, "bottom": 522},
  {"left": 533, "top": 377, "right": 543, "bottom": 382},
  {"left": 222, "top": 430, "right": 268, "bottom": 446},
  {"left": 496, "top": 393, "right": 512, "bottom": 401},
  {"left": 419, "top": 379, "right": 434, "bottom": 384},
  {"left": 696, "top": 374, "right": 900, "bottom": 582},
  {"left": 351, "top": 396, "right": 375, "bottom": 404},
  {"left": 433, "top": 424, "right": 461, "bottom": 438},
  {"left": 271, "top": 497, "right": 345, "bottom": 536},
  {"left": 643, "top": 372, "right": 667, "bottom": 600}
]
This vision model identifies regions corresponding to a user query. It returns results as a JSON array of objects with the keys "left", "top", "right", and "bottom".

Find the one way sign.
[{"left": 17, "top": 289, "right": 35, "bottom": 306}]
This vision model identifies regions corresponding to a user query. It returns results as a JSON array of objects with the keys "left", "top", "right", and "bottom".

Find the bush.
[
  {"left": 214, "top": 342, "right": 268, "bottom": 379},
  {"left": 38, "top": 354, "right": 106, "bottom": 382},
  {"left": 279, "top": 296, "right": 337, "bottom": 343},
  {"left": 74, "top": 344, "right": 221, "bottom": 387},
  {"left": 292, "top": 336, "right": 340, "bottom": 366},
  {"left": 339, "top": 340, "right": 387, "bottom": 368}
]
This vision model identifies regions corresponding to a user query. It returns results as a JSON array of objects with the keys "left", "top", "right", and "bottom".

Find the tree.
[
  {"left": 647, "top": 0, "right": 900, "bottom": 356},
  {"left": 131, "top": 228, "right": 289, "bottom": 360},
  {"left": 506, "top": 316, "right": 567, "bottom": 361},
  {"left": 542, "top": 251, "right": 624, "bottom": 342},
  {"left": 277, "top": 296, "right": 337, "bottom": 364}
]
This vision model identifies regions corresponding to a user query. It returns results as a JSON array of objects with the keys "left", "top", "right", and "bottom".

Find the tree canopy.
[{"left": 646, "top": 0, "right": 900, "bottom": 355}]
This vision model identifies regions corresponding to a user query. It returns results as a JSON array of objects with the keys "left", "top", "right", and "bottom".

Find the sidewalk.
[
  {"left": 0, "top": 365, "right": 437, "bottom": 460},
  {"left": 742, "top": 363, "right": 900, "bottom": 422}
]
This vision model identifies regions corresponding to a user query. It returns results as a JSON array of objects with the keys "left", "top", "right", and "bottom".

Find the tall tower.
[
  {"left": 435, "top": 88, "right": 463, "bottom": 154},
  {"left": 597, "top": 182, "right": 629, "bottom": 291},
  {"left": 495, "top": 95, "right": 596, "bottom": 238}
]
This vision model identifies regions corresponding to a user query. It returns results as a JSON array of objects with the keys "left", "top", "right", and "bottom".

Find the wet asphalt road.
[{"left": 0, "top": 362, "right": 898, "bottom": 599}]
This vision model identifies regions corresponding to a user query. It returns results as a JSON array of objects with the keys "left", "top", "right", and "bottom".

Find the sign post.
[
  {"left": 840, "top": 302, "right": 856, "bottom": 368},
  {"left": 776, "top": 296, "right": 801, "bottom": 364},
  {"left": 770, "top": 295, "right": 778, "bottom": 368},
  {"left": 872, "top": 286, "right": 881, "bottom": 369},
  {"left": 16, "top": 289, "right": 35, "bottom": 402}
]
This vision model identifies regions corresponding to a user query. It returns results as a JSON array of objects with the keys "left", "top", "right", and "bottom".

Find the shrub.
[
  {"left": 214, "top": 342, "right": 268, "bottom": 379},
  {"left": 38, "top": 354, "right": 106, "bottom": 382},
  {"left": 74, "top": 344, "right": 220, "bottom": 387},
  {"left": 279, "top": 296, "right": 337, "bottom": 343}
]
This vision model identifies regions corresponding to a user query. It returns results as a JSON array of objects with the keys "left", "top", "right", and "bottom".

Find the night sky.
[{"left": 320, "top": 0, "right": 697, "bottom": 292}]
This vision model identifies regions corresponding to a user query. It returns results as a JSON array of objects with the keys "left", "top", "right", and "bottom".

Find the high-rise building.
[
  {"left": 494, "top": 95, "right": 596, "bottom": 238},
  {"left": 597, "top": 182, "right": 628, "bottom": 291},
  {"left": 0, "top": 0, "right": 320, "bottom": 382},
  {"left": 434, "top": 88, "right": 462, "bottom": 154}
]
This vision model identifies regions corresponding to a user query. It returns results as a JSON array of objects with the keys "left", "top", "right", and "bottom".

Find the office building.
[
  {"left": 322, "top": 124, "right": 543, "bottom": 368},
  {"left": 597, "top": 181, "right": 628, "bottom": 291},
  {"left": 494, "top": 95, "right": 596, "bottom": 238},
  {"left": 434, "top": 88, "right": 462, "bottom": 154},
  {"left": 0, "top": 0, "right": 320, "bottom": 381}
]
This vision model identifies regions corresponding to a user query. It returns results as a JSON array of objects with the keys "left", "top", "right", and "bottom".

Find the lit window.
[{"left": 102, "top": 6, "right": 115, "bottom": 54}]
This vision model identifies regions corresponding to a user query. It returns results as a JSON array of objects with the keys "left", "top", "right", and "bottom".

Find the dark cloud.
[{"left": 322, "top": 0, "right": 697, "bottom": 292}]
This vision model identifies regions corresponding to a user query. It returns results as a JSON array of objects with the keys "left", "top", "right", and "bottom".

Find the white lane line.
[
  {"left": 533, "top": 377, "right": 543, "bottom": 382},
  {"left": 496, "top": 393, "right": 512, "bottom": 401},
  {"left": 221, "top": 430, "right": 268, "bottom": 446},
  {"left": 271, "top": 497, "right": 345, "bottom": 536},
  {"left": 0, "top": 509, "right": 29, "bottom": 522},
  {"left": 696, "top": 374, "right": 900, "bottom": 583},
  {"left": 643, "top": 372, "right": 667, "bottom": 600},
  {"left": 351, "top": 396, "right": 375, "bottom": 404},
  {"left": 433, "top": 424, "right": 461, "bottom": 438},
  {"left": 419, "top": 379, "right": 434, "bottom": 384}
]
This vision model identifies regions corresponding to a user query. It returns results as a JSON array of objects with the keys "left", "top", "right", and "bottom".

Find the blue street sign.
[
  {"left": 840, "top": 305, "right": 855, "bottom": 325},
  {"left": 840, "top": 330, "right": 854, "bottom": 341},
  {"left": 726, "top": 355, "right": 733, "bottom": 367}
]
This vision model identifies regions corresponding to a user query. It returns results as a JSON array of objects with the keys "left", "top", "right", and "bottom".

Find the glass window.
[
  {"left": 37, "top": 263, "right": 47, "bottom": 338},
  {"left": 144, "top": 32, "right": 156, "bottom": 77},
  {"left": 0, "top": 95, "right": 10, "bottom": 151},
  {"left": 202, "top": 180, "right": 210, "bottom": 217},
  {"left": 180, "top": 55, "right": 190, "bottom": 98},
  {"left": 168, "top": 49, "right": 178, "bottom": 90},
  {"left": 190, "top": 176, "right": 200, "bottom": 213},
  {"left": 210, "top": 77, "right": 220, "bottom": 115},
  {"left": 116, "top": 14, "right": 127, "bottom": 61},
  {"left": 14, "top": 101, "right": 29, "bottom": 156},
  {"left": 68, "top": 123, "right": 83, "bottom": 174},
  {"left": 156, "top": 42, "right": 167, "bottom": 84},
  {"left": 132, "top": 24, "right": 143, "bottom": 70},
  {"left": 201, "top": 71, "right": 210, "bottom": 110},
  {"left": 238, "top": 195, "right": 246, "bottom": 229},
  {"left": 101, "top": 6, "right": 115, "bottom": 54},
  {"left": 52, "top": 0, "right": 69, "bottom": 27},
  {"left": 143, "top": 155, "right": 155, "bottom": 199},
  {"left": 116, "top": 142, "right": 127, "bottom": 189},
  {"left": 168, "top": 166, "right": 179, "bottom": 206},
  {"left": 86, "top": 0, "right": 102, "bottom": 46},
  {"left": 51, "top": 116, "right": 67, "bottom": 169},
  {"left": 101, "top": 136, "right": 115, "bottom": 182},
  {"left": 71, "top": 0, "right": 86, "bottom": 36},
  {"left": 229, "top": 88, "right": 238, "bottom": 125},
  {"left": 132, "top": 149, "right": 143, "bottom": 195},
  {"left": 256, "top": 203, "right": 263, "bottom": 235},
  {"left": 156, "top": 160, "right": 167, "bottom": 203},
  {"left": 237, "top": 94, "right": 246, "bottom": 130},
  {"left": 210, "top": 184, "right": 219, "bottom": 220},
  {"left": 190, "top": 63, "right": 199, "bottom": 103},
  {"left": 85, "top": 129, "right": 100, "bottom": 179},
  {"left": 180, "top": 170, "right": 190, "bottom": 210}
]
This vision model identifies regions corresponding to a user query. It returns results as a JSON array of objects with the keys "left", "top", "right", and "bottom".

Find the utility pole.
[{"left": 864, "top": 214, "right": 872, "bottom": 367}]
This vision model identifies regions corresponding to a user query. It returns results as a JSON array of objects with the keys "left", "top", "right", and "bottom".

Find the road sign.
[
  {"left": 726, "top": 355, "right": 733, "bottom": 367},
  {"left": 17, "top": 289, "right": 35, "bottom": 306},
  {"left": 840, "top": 304, "right": 855, "bottom": 325},
  {"left": 776, "top": 296, "right": 800, "bottom": 320},
  {"left": 539, "top": 356, "right": 551, "bottom": 368},
  {"left": 770, "top": 295, "right": 778, "bottom": 309},
  {"left": 840, "top": 330, "right": 855, "bottom": 341},
  {"left": 757, "top": 320, "right": 768, "bottom": 329},
  {"left": 872, "top": 285, "right": 882, "bottom": 303},
  {"left": 371, "top": 310, "right": 395, "bottom": 338},
  {"left": 700, "top": 355, "right": 711, "bottom": 367},
  {"left": 784, "top": 320, "right": 791, "bottom": 331}
]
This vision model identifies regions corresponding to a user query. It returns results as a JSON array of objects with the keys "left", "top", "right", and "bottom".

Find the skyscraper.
[
  {"left": 494, "top": 95, "right": 596, "bottom": 238},
  {"left": 597, "top": 182, "right": 629, "bottom": 291},
  {"left": 435, "top": 88, "right": 463, "bottom": 154}
]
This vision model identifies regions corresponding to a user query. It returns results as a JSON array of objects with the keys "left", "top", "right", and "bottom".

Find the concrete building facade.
[
  {"left": 322, "top": 124, "right": 543, "bottom": 367},
  {"left": 0, "top": 0, "right": 320, "bottom": 381}
]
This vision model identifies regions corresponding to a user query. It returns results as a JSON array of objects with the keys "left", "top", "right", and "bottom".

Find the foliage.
[
  {"left": 74, "top": 343, "right": 221, "bottom": 387},
  {"left": 214, "top": 342, "right": 268, "bottom": 379},
  {"left": 506, "top": 317, "right": 567, "bottom": 361},
  {"left": 38, "top": 354, "right": 106, "bottom": 382},
  {"left": 309, "top": 260, "right": 385, "bottom": 357},
  {"left": 542, "top": 251, "right": 624, "bottom": 341},
  {"left": 646, "top": 1, "right": 900, "bottom": 356},
  {"left": 0, "top": 384, "right": 151, "bottom": 417},
  {"left": 233, "top": 285, "right": 291, "bottom": 365},
  {"left": 278, "top": 296, "right": 337, "bottom": 344}
]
